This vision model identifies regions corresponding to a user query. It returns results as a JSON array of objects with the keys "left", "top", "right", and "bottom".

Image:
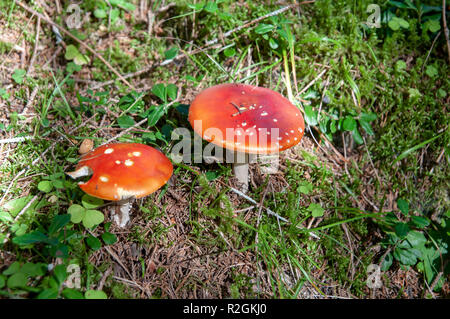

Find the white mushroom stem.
[
  {"left": 232, "top": 151, "right": 256, "bottom": 193},
  {"left": 111, "top": 199, "right": 132, "bottom": 228}
]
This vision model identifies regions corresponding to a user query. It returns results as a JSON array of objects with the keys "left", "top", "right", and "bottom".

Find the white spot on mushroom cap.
[
  {"left": 115, "top": 160, "right": 121, "bottom": 164},
  {"left": 104, "top": 148, "right": 114, "bottom": 154},
  {"left": 124, "top": 159, "right": 134, "bottom": 167},
  {"left": 261, "top": 111, "right": 268, "bottom": 116},
  {"left": 273, "top": 119, "right": 278, "bottom": 122},
  {"left": 132, "top": 151, "right": 141, "bottom": 157},
  {"left": 99, "top": 176, "right": 109, "bottom": 182}
]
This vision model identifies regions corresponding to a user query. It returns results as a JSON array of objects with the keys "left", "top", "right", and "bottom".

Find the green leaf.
[
  {"left": 164, "top": 47, "right": 178, "bottom": 60},
  {"left": 304, "top": 105, "right": 318, "bottom": 126},
  {"left": 152, "top": 83, "right": 166, "bottom": 102},
  {"left": 425, "top": 65, "right": 438, "bottom": 78},
  {"left": 3, "top": 261, "right": 21, "bottom": 275},
  {"left": 37, "top": 288, "right": 59, "bottom": 299},
  {"left": 101, "top": 232, "right": 117, "bottom": 245},
  {"left": 395, "top": 222, "right": 410, "bottom": 238},
  {"left": 65, "top": 44, "right": 79, "bottom": 60},
  {"left": 358, "top": 118, "right": 374, "bottom": 136},
  {"left": 53, "top": 264, "right": 67, "bottom": 285},
  {"left": 48, "top": 214, "right": 71, "bottom": 235},
  {"left": 394, "top": 248, "right": 418, "bottom": 266},
  {"left": 117, "top": 115, "right": 135, "bottom": 128},
  {"left": 397, "top": 198, "right": 409, "bottom": 215},
  {"left": 298, "top": 181, "right": 313, "bottom": 195},
  {"left": 38, "top": 180, "right": 53, "bottom": 193},
  {"left": 166, "top": 83, "right": 178, "bottom": 101},
  {"left": 424, "top": 19, "right": 441, "bottom": 33},
  {"left": 0, "top": 210, "right": 13, "bottom": 223},
  {"left": 12, "top": 69, "right": 26, "bottom": 84},
  {"left": 269, "top": 38, "right": 279, "bottom": 50},
  {"left": 255, "top": 23, "right": 275, "bottom": 34},
  {"left": 94, "top": 8, "right": 107, "bottom": 19},
  {"left": 65, "top": 44, "right": 89, "bottom": 66},
  {"left": 68, "top": 204, "right": 85, "bottom": 224},
  {"left": 342, "top": 116, "right": 357, "bottom": 131},
  {"left": 85, "top": 290, "right": 108, "bottom": 299},
  {"left": 411, "top": 216, "right": 430, "bottom": 229},
  {"left": 0, "top": 275, "right": 5, "bottom": 289},
  {"left": 395, "top": 60, "right": 407, "bottom": 72},
  {"left": 3, "top": 195, "right": 34, "bottom": 217},
  {"left": 20, "top": 262, "right": 46, "bottom": 277},
  {"left": 82, "top": 210, "right": 104, "bottom": 229},
  {"left": 405, "top": 230, "right": 427, "bottom": 248},
  {"left": 352, "top": 127, "right": 363, "bottom": 145},
  {"left": 204, "top": 1, "right": 218, "bottom": 13},
  {"left": 381, "top": 252, "right": 393, "bottom": 271},
  {"left": 224, "top": 47, "right": 236, "bottom": 57},
  {"left": 62, "top": 288, "right": 85, "bottom": 299},
  {"left": 82, "top": 194, "right": 104, "bottom": 209},
  {"left": 12, "top": 231, "right": 49, "bottom": 245},
  {"left": 147, "top": 105, "right": 166, "bottom": 127},
  {"left": 308, "top": 203, "right": 324, "bottom": 217},
  {"left": 205, "top": 171, "right": 218, "bottom": 181},
  {"left": 86, "top": 235, "right": 102, "bottom": 250},
  {"left": 7, "top": 273, "right": 28, "bottom": 288}
]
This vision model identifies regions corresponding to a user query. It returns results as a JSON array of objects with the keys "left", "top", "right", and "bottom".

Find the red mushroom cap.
[
  {"left": 69, "top": 143, "right": 173, "bottom": 201},
  {"left": 188, "top": 83, "right": 305, "bottom": 154}
]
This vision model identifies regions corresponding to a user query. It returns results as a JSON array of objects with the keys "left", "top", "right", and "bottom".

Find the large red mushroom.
[
  {"left": 67, "top": 143, "right": 173, "bottom": 227},
  {"left": 188, "top": 83, "right": 305, "bottom": 192}
]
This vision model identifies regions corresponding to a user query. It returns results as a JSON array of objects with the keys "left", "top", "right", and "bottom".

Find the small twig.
[
  {"left": 443, "top": 0, "right": 450, "bottom": 63},
  {"left": 2, "top": 195, "right": 40, "bottom": 244},
  {"left": 27, "top": 16, "right": 41, "bottom": 75},
  {"left": 422, "top": 31, "right": 441, "bottom": 72},
  {"left": 227, "top": 184, "right": 321, "bottom": 239},
  {"left": 0, "top": 136, "right": 34, "bottom": 144},
  {"left": 92, "top": 2, "right": 316, "bottom": 89},
  {"left": 204, "top": 1, "right": 315, "bottom": 47},
  {"left": 297, "top": 69, "right": 328, "bottom": 96},
  {"left": 17, "top": 1, "right": 135, "bottom": 89}
]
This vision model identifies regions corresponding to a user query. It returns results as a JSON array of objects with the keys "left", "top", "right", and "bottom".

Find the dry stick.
[
  {"left": 92, "top": 2, "right": 315, "bottom": 90},
  {"left": 297, "top": 69, "right": 328, "bottom": 96},
  {"left": 227, "top": 184, "right": 321, "bottom": 240},
  {"left": 443, "top": 0, "right": 450, "bottom": 63},
  {"left": 423, "top": 31, "right": 441, "bottom": 72},
  {"left": 204, "top": 1, "right": 316, "bottom": 47},
  {"left": 16, "top": 1, "right": 134, "bottom": 90},
  {"left": 0, "top": 136, "right": 34, "bottom": 144},
  {"left": 27, "top": 16, "right": 41, "bottom": 75}
]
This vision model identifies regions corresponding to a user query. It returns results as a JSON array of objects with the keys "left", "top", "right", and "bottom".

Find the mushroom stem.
[
  {"left": 232, "top": 151, "right": 256, "bottom": 193},
  {"left": 112, "top": 199, "right": 132, "bottom": 228}
]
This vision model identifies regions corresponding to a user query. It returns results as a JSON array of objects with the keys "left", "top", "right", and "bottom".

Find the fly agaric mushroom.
[
  {"left": 66, "top": 143, "right": 173, "bottom": 227},
  {"left": 188, "top": 83, "right": 305, "bottom": 192}
]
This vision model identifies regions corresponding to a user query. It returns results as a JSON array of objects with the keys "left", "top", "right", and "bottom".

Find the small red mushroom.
[
  {"left": 188, "top": 83, "right": 304, "bottom": 191},
  {"left": 67, "top": 143, "right": 173, "bottom": 227}
]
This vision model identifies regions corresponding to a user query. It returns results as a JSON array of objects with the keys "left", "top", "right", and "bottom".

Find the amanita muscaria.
[
  {"left": 67, "top": 143, "right": 173, "bottom": 227},
  {"left": 188, "top": 83, "right": 305, "bottom": 192}
]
